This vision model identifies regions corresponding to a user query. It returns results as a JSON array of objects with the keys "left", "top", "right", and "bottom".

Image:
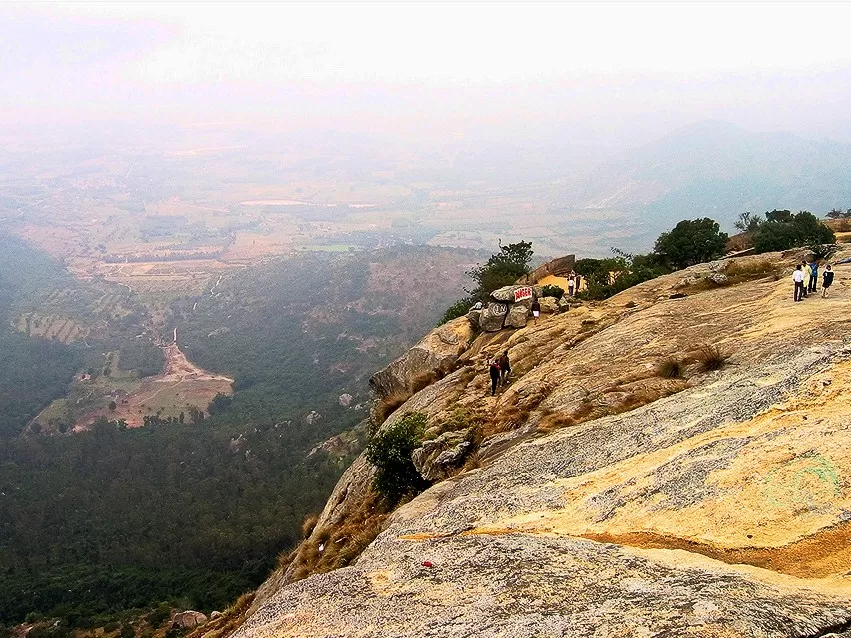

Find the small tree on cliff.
[
  {"left": 654, "top": 218, "right": 728, "bottom": 270},
  {"left": 365, "top": 412, "right": 429, "bottom": 504},
  {"left": 467, "top": 240, "right": 534, "bottom": 300}
]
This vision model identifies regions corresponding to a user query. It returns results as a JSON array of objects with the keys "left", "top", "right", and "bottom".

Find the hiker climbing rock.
[
  {"left": 823, "top": 264, "right": 834, "bottom": 297},
  {"left": 531, "top": 298, "right": 541, "bottom": 323},
  {"left": 793, "top": 264, "right": 805, "bottom": 302},
  {"left": 489, "top": 358, "right": 501, "bottom": 396},
  {"left": 499, "top": 350, "right": 511, "bottom": 385}
]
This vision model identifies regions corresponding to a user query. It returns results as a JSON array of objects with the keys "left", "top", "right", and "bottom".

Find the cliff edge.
[{"left": 236, "top": 249, "right": 851, "bottom": 637}]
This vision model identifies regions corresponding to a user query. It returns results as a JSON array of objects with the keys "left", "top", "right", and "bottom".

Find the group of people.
[
  {"left": 793, "top": 260, "right": 834, "bottom": 301},
  {"left": 567, "top": 271, "right": 582, "bottom": 297},
  {"left": 488, "top": 350, "right": 511, "bottom": 396}
]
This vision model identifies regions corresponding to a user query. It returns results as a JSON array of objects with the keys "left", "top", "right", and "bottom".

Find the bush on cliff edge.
[{"left": 365, "top": 412, "right": 430, "bottom": 503}]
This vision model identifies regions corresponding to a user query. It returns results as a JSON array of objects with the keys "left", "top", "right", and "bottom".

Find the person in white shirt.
[{"left": 793, "top": 265, "right": 805, "bottom": 302}]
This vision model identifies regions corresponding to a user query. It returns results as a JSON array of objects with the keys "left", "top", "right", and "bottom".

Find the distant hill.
[{"left": 566, "top": 121, "right": 851, "bottom": 233}]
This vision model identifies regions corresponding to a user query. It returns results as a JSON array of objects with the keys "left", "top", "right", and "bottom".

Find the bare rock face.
[
  {"left": 237, "top": 249, "right": 851, "bottom": 637},
  {"left": 171, "top": 611, "right": 207, "bottom": 629}
]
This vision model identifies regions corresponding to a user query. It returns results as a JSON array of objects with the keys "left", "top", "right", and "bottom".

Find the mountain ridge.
[
  {"left": 225, "top": 244, "right": 851, "bottom": 637},
  {"left": 565, "top": 120, "right": 851, "bottom": 233}
]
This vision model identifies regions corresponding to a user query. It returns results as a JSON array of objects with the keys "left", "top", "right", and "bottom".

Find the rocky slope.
[{"left": 235, "top": 248, "right": 851, "bottom": 637}]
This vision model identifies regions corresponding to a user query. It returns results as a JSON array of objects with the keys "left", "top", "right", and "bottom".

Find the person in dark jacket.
[
  {"left": 488, "top": 359, "right": 501, "bottom": 396},
  {"left": 531, "top": 299, "right": 541, "bottom": 323},
  {"left": 498, "top": 350, "right": 511, "bottom": 385},
  {"left": 822, "top": 264, "right": 835, "bottom": 297}
]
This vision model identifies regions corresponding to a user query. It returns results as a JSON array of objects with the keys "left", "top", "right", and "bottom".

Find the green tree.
[
  {"left": 576, "top": 250, "right": 669, "bottom": 301},
  {"left": 734, "top": 211, "right": 763, "bottom": 232},
  {"left": 654, "top": 218, "right": 728, "bottom": 270},
  {"left": 765, "top": 209, "right": 794, "bottom": 223},
  {"left": 466, "top": 240, "right": 533, "bottom": 301},
  {"left": 752, "top": 210, "right": 835, "bottom": 253}
]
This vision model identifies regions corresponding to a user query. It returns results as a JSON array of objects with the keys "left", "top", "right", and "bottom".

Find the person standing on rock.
[
  {"left": 499, "top": 350, "right": 511, "bottom": 385},
  {"left": 793, "top": 264, "right": 805, "bottom": 302},
  {"left": 531, "top": 298, "right": 541, "bottom": 323},
  {"left": 567, "top": 272, "right": 576, "bottom": 297},
  {"left": 801, "top": 261, "right": 810, "bottom": 297},
  {"left": 809, "top": 260, "right": 819, "bottom": 293},
  {"left": 489, "top": 358, "right": 501, "bottom": 396},
  {"left": 822, "top": 264, "right": 835, "bottom": 297}
]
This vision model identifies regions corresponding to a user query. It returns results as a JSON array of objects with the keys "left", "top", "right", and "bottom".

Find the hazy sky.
[{"left": 2, "top": 1, "right": 851, "bottom": 146}]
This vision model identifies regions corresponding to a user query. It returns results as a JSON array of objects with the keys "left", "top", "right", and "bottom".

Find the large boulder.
[
  {"left": 465, "top": 308, "right": 482, "bottom": 328},
  {"left": 503, "top": 304, "right": 529, "bottom": 329},
  {"left": 172, "top": 611, "right": 208, "bottom": 629},
  {"left": 538, "top": 296, "right": 560, "bottom": 313},
  {"left": 480, "top": 302, "right": 509, "bottom": 332},
  {"left": 490, "top": 285, "right": 536, "bottom": 304},
  {"left": 412, "top": 430, "right": 472, "bottom": 481},
  {"left": 370, "top": 317, "right": 474, "bottom": 399}
]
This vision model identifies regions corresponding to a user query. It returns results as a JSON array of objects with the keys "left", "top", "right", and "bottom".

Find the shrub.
[
  {"left": 365, "top": 412, "right": 430, "bottom": 503},
  {"left": 810, "top": 243, "right": 839, "bottom": 261},
  {"left": 540, "top": 284, "right": 564, "bottom": 299},
  {"left": 439, "top": 297, "right": 473, "bottom": 325},
  {"left": 656, "top": 357, "right": 684, "bottom": 379},
  {"left": 693, "top": 344, "right": 730, "bottom": 372},
  {"left": 752, "top": 211, "right": 835, "bottom": 253}
]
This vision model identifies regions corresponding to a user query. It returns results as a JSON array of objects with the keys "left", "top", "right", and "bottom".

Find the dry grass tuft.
[
  {"left": 373, "top": 389, "right": 411, "bottom": 426},
  {"left": 461, "top": 449, "right": 482, "bottom": 471},
  {"left": 301, "top": 512, "right": 319, "bottom": 539},
  {"left": 656, "top": 357, "right": 685, "bottom": 379},
  {"left": 725, "top": 259, "right": 780, "bottom": 281},
  {"left": 288, "top": 490, "right": 390, "bottom": 583},
  {"left": 692, "top": 344, "right": 731, "bottom": 372},
  {"left": 537, "top": 411, "right": 577, "bottom": 433},
  {"left": 374, "top": 369, "right": 446, "bottom": 427},
  {"left": 483, "top": 404, "right": 525, "bottom": 437},
  {"left": 410, "top": 369, "right": 439, "bottom": 392}
]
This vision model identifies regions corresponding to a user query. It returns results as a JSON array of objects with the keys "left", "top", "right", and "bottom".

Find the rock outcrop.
[
  {"left": 172, "top": 611, "right": 207, "bottom": 629},
  {"left": 468, "top": 285, "right": 544, "bottom": 332},
  {"left": 236, "top": 249, "right": 851, "bottom": 637},
  {"left": 369, "top": 318, "right": 474, "bottom": 399}
]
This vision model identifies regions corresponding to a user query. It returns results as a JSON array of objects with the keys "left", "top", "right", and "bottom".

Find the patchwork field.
[{"left": 31, "top": 342, "right": 233, "bottom": 432}]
